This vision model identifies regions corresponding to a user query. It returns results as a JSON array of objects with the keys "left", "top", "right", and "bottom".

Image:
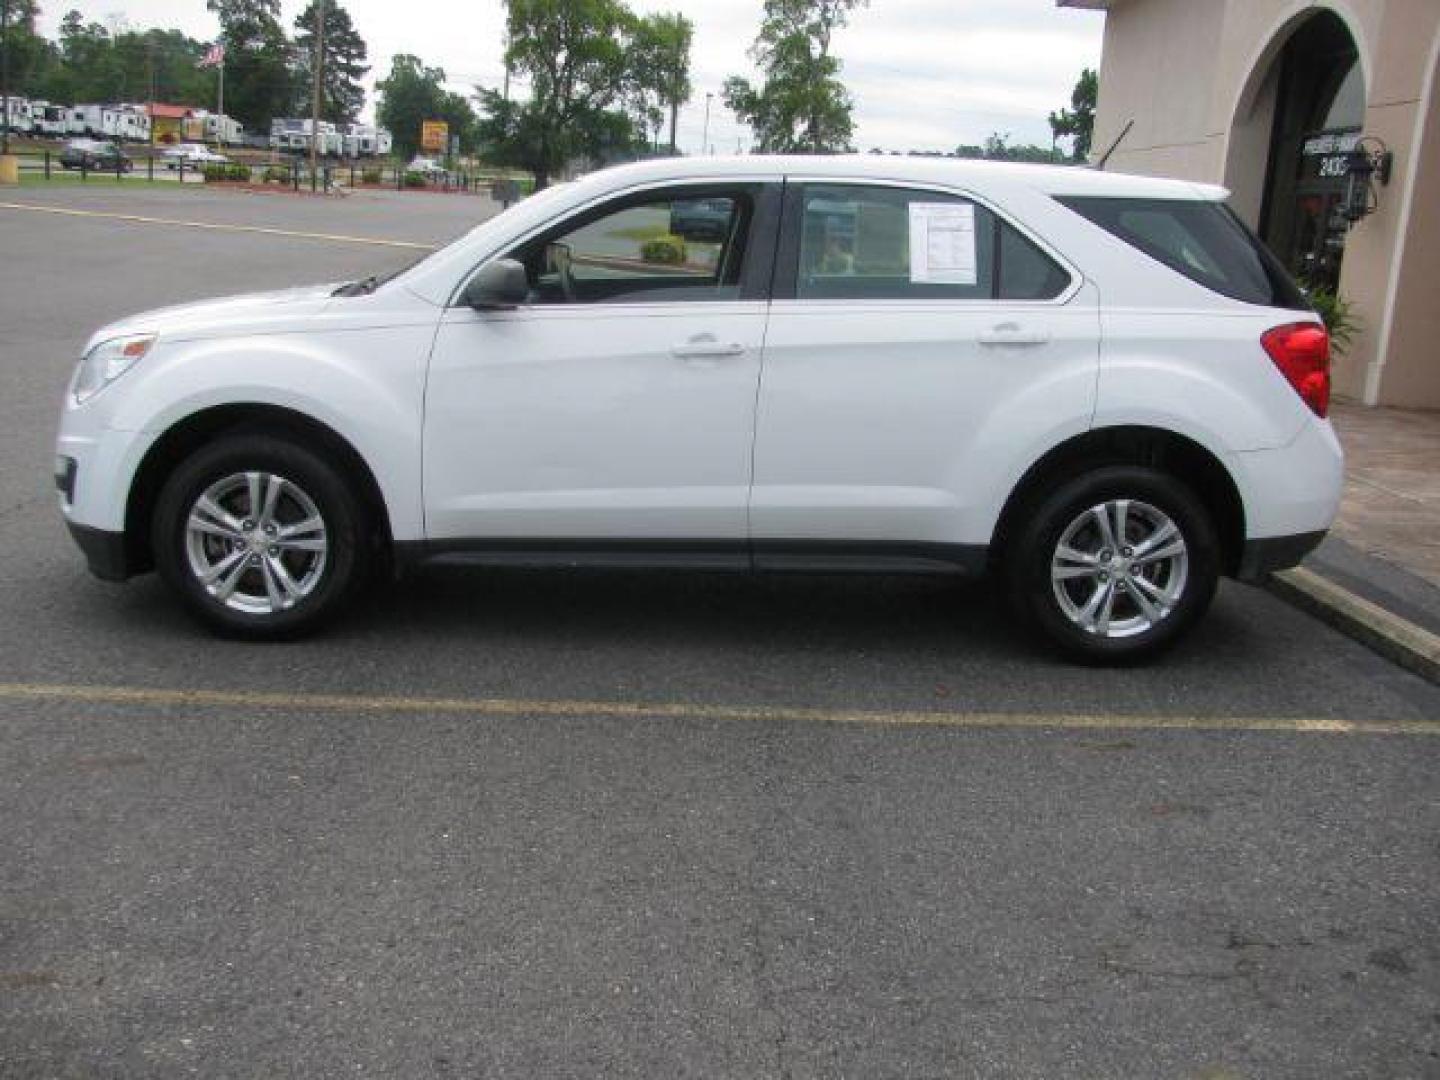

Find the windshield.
[{"left": 370, "top": 181, "right": 579, "bottom": 301}]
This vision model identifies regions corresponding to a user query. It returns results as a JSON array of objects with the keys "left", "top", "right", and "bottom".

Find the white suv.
[{"left": 54, "top": 156, "right": 1342, "bottom": 661}]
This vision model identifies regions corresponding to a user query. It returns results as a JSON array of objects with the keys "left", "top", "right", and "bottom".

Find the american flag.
[{"left": 197, "top": 43, "right": 225, "bottom": 69}]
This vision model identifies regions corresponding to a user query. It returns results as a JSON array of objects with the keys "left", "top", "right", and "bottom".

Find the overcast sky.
[{"left": 35, "top": 0, "right": 1103, "bottom": 154}]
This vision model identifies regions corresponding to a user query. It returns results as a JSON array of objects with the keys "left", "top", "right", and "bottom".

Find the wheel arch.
[
  {"left": 991, "top": 426, "right": 1246, "bottom": 577},
  {"left": 123, "top": 403, "right": 393, "bottom": 577}
]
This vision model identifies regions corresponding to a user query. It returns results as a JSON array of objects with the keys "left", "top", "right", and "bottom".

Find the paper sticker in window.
[{"left": 908, "top": 202, "right": 977, "bottom": 285}]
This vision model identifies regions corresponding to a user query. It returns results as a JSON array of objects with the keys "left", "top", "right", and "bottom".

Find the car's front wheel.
[
  {"left": 1007, "top": 466, "right": 1220, "bottom": 663},
  {"left": 152, "top": 434, "right": 368, "bottom": 638}
]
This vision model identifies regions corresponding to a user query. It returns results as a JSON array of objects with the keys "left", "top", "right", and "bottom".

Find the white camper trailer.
[
  {"left": 67, "top": 105, "right": 150, "bottom": 142},
  {"left": 338, "top": 124, "right": 394, "bottom": 158},
  {"left": 30, "top": 101, "right": 68, "bottom": 137},
  {"left": 1, "top": 97, "right": 33, "bottom": 135},
  {"left": 183, "top": 110, "right": 242, "bottom": 146},
  {"left": 270, "top": 117, "right": 343, "bottom": 155}
]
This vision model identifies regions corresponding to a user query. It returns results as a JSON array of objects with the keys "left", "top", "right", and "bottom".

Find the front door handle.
[
  {"left": 978, "top": 322, "right": 1050, "bottom": 346},
  {"left": 671, "top": 334, "right": 746, "bottom": 360}
]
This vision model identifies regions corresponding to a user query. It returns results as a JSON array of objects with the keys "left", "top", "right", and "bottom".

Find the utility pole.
[
  {"left": 1, "top": 0, "right": 11, "bottom": 159},
  {"left": 217, "top": 48, "right": 223, "bottom": 126},
  {"left": 501, "top": 25, "right": 511, "bottom": 102},
  {"left": 701, "top": 91, "right": 712, "bottom": 157},
  {"left": 146, "top": 39, "right": 156, "bottom": 147},
  {"left": 310, "top": 0, "right": 324, "bottom": 192}
]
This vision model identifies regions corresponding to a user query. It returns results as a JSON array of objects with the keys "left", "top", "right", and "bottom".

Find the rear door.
[{"left": 750, "top": 180, "right": 1101, "bottom": 563}]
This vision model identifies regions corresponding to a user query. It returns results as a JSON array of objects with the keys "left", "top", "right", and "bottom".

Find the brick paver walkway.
[{"left": 1329, "top": 402, "right": 1440, "bottom": 588}]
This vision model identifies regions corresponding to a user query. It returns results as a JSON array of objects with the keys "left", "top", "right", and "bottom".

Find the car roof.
[{"left": 569, "top": 154, "right": 1229, "bottom": 202}]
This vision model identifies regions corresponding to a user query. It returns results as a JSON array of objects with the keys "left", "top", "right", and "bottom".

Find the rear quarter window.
[{"left": 1056, "top": 196, "right": 1308, "bottom": 310}]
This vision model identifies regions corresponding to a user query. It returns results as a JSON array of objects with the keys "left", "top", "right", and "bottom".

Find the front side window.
[
  {"left": 792, "top": 184, "right": 1070, "bottom": 302},
  {"left": 507, "top": 187, "right": 754, "bottom": 305}
]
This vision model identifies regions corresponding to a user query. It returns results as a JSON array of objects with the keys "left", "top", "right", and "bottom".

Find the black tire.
[
  {"left": 151, "top": 434, "right": 369, "bottom": 639},
  {"left": 1006, "top": 465, "right": 1220, "bottom": 664}
]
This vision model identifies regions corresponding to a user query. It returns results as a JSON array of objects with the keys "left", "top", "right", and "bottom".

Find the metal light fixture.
[{"left": 1343, "top": 137, "right": 1394, "bottom": 225}]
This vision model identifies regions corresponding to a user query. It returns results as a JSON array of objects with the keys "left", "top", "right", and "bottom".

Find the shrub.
[
  {"left": 640, "top": 234, "right": 687, "bottom": 265},
  {"left": 263, "top": 165, "right": 290, "bottom": 184},
  {"left": 361, "top": 167, "right": 382, "bottom": 185},
  {"left": 202, "top": 163, "right": 250, "bottom": 183},
  {"left": 402, "top": 170, "right": 427, "bottom": 189},
  {"left": 1304, "top": 282, "right": 1361, "bottom": 359}
]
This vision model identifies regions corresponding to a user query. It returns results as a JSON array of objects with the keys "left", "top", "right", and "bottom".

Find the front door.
[{"left": 424, "top": 182, "right": 780, "bottom": 547}]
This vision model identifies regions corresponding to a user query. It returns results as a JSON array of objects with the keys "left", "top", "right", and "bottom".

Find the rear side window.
[
  {"left": 1057, "top": 196, "right": 1307, "bottom": 310},
  {"left": 998, "top": 223, "right": 1073, "bottom": 300}
]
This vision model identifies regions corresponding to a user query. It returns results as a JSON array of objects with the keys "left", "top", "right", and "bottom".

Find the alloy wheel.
[
  {"left": 183, "top": 471, "right": 329, "bottom": 615},
  {"left": 1050, "top": 499, "right": 1189, "bottom": 638}
]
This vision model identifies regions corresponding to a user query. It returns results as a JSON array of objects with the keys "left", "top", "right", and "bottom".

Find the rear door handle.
[
  {"left": 978, "top": 322, "right": 1050, "bottom": 346},
  {"left": 671, "top": 336, "right": 746, "bottom": 359}
]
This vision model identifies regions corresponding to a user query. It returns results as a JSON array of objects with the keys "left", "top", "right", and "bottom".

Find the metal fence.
[{"left": 8, "top": 148, "right": 521, "bottom": 199}]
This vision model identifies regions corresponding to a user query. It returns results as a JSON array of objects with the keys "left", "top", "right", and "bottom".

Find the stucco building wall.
[{"left": 1064, "top": 0, "right": 1440, "bottom": 409}]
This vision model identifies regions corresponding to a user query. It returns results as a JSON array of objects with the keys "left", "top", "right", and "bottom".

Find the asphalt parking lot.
[{"left": 2, "top": 186, "right": 1438, "bottom": 1078}]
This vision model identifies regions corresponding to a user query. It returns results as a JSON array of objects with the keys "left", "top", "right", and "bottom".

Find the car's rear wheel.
[
  {"left": 1006, "top": 466, "right": 1219, "bottom": 663},
  {"left": 152, "top": 434, "right": 368, "bottom": 638}
]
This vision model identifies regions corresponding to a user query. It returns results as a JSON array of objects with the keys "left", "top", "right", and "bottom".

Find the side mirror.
[{"left": 462, "top": 258, "right": 529, "bottom": 311}]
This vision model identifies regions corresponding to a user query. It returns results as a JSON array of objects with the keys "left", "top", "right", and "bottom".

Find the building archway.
[{"left": 1223, "top": 8, "right": 1365, "bottom": 289}]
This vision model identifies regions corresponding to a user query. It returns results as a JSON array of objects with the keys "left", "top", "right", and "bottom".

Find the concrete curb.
[{"left": 1268, "top": 567, "right": 1440, "bottom": 685}]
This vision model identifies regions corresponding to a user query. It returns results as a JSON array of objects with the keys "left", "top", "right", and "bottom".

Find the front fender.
[{"left": 107, "top": 330, "right": 429, "bottom": 542}]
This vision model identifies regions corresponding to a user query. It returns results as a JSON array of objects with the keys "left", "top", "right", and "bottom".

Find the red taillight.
[{"left": 1261, "top": 322, "right": 1330, "bottom": 418}]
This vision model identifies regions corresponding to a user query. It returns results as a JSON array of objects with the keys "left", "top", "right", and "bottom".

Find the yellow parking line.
[
  {"left": 0, "top": 201, "right": 436, "bottom": 250},
  {"left": 0, "top": 682, "right": 1434, "bottom": 736}
]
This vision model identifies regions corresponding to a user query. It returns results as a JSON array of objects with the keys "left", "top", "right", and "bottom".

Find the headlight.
[{"left": 72, "top": 333, "right": 156, "bottom": 404}]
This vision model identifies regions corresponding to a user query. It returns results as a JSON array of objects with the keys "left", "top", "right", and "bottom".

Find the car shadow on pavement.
[{"left": 26, "top": 557, "right": 1318, "bottom": 715}]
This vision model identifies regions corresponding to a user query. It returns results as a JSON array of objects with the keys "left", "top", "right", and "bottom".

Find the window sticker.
[{"left": 908, "top": 202, "right": 977, "bottom": 285}]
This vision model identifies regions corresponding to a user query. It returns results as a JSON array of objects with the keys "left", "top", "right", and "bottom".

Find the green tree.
[
  {"left": 629, "top": 11, "right": 692, "bottom": 154},
  {"left": 133, "top": 29, "right": 216, "bottom": 106},
  {"left": 954, "top": 132, "right": 1062, "bottom": 163},
  {"left": 207, "top": 0, "right": 294, "bottom": 133},
  {"left": 293, "top": 0, "right": 369, "bottom": 125},
  {"left": 53, "top": 12, "right": 131, "bottom": 101},
  {"left": 438, "top": 86, "right": 479, "bottom": 157},
  {"left": 723, "top": 0, "right": 865, "bottom": 154},
  {"left": 1048, "top": 67, "right": 1097, "bottom": 163},
  {"left": 376, "top": 53, "right": 476, "bottom": 159},
  {"left": 473, "top": 0, "right": 644, "bottom": 188},
  {"left": 3, "top": 0, "right": 54, "bottom": 99}
]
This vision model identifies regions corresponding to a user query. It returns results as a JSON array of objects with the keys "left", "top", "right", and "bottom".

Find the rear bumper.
[
  {"left": 66, "top": 522, "right": 131, "bottom": 582},
  {"left": 1235, "top": 530, "right": 1327, "bottom": 583}
]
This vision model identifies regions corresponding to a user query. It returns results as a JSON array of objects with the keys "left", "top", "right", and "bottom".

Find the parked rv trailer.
[
  {"left": 183, "top": 110, "right": 243, "bottom": 146},
  {"left": 2, "top": 96, "right": 33, "bottom": 135},
  {"left": 66, "top": 105, "right": 150, "bottom": 142},
  {"left": 30, "top": 101, "right": 68, "bottom": 137},
  {"left": 272, "top": 118, "right": 376, "bottom": 157},
  {"left": 340, "top": 124, "right": 394, "bottom": 157}
]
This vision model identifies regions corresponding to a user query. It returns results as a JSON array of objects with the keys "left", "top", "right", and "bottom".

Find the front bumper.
[{"left": 66, "top": 521, "right": 131, "bottom": 582}]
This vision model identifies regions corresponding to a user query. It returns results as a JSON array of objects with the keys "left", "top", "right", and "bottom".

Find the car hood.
[{"left": 84, "top": 283, "right": 343, "bottom": 350}]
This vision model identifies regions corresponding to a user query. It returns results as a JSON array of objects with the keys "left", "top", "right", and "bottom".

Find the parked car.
[
  {"left": 163, "top": 143, "right": 229, "bottom": 169},
  {"left": 669, "top": 197, "right": 735, "bottom": 241},
  {"left": 406, "top": 156, "right": 447, "bottom": 178},
  {"left": 59, "top": 139, "right": 133, "bottom": 172},
  {"left": 54, "top": 156, "right": 1343, "bottom": 660}
]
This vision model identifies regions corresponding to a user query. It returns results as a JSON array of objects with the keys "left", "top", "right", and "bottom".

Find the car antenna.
[{"left": 1093, "top": 119, "right": 1134, "bottom": 171}]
